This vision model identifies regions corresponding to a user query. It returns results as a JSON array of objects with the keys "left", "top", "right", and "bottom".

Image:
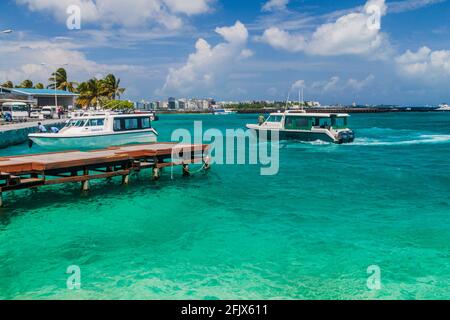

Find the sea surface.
[{"left": 0, "top": 112, "right": 449, "bottom": 300}]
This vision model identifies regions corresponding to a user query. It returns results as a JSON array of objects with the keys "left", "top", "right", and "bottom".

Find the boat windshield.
[
  {"left": 65, "top": 119, "right": 88, "bottom": 127},
  {"left": 266, "top": 115, "right": 283, "bottom": 123}
]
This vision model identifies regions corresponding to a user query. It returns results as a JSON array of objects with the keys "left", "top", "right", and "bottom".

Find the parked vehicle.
[
  {"left": 1, "top": 102, "right": 30, "bottom": 122},
  {"left": 40, "top": 106, "right": 57, "bottom": 119},
  {"left": 29, "top": 108, "right": 42, "bottom": 119}
]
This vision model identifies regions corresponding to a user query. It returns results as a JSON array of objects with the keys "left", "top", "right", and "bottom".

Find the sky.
[{"left": 0, "top": 0, "right": 449, "bottom": 105}]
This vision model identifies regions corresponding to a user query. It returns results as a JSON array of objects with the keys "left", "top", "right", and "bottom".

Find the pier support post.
[
  {"left": 182, "top": 163, "right": 190, "bottom": 177},
  {"left": 152, "top": 167, "right": 161, "bottom": 181},
  {"left": 106, "top": 166, "right": 113, "bottom": 182},
  {"left": 81, "top": 180, "right": 89, "bottom": 191},
  {"left": 0, "top": 192, "right": 3, "bottom": 208},
  {"left": 81, "top": 168, "right": 89, "bottom": 191},
  {"left": 122, "top": 174, "right": 130, "bottom": 185}
]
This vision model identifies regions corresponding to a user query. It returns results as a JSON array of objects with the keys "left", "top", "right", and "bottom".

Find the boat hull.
[
  {"left": 29, "top": 131, "right": 157, "bottom": 149},
  {"left": 247, "top": 126, "right": 354, "bottom": 144},
  {"left": 253, "top": 129, "right": 335, "bottom": 143}
]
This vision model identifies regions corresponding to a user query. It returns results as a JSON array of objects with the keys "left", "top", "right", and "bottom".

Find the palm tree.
[
  {"left": 102, "top": 74, "right": 125, "bottom": 100},
  {"left": 17, "top": 79, "right": 34, "bottom": 88},
  {"left": 48, "top": 68, "right": 77, "bottom": 92},
  {"left": 35, "top": 83, "right": 45, "bottom": 89},
  {"left": 76, "top": 78, "right": 103, "bottom": 108},
  {"left": 1, "top": 81, "right": 14, "bottom": 88}
]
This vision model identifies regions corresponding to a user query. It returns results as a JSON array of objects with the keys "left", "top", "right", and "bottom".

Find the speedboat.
[
  {"left": 436, "top": 104, "right": 450, "bottom": 111},
  {"left": 29, "top": 112, "right": 158, "bottom": 149},
  {"left": 214, "top": 109, "right": 236, "bottom": 115},
  {"left": 246, "top": 110, "right": 355, "bottom": 144}
]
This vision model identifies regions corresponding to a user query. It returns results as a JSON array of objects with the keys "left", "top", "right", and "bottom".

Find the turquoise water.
[{"left": 0, "top": 113, "right": 449, "bottom": 300}]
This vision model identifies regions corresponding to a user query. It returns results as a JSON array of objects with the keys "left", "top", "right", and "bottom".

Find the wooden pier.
[{"left": 0, "top": 143, "right": 210, "bottom": 207}]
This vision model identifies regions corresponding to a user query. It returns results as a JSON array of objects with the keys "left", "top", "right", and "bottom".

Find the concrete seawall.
[{"left": 0, "top": 120, "right": 66, "bottom": 149}]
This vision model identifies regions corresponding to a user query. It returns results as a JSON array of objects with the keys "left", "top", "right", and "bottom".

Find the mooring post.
[
  {"left": 81, "top": 168, "right": 89, "bottom": 191},
  {"left": 152, "top": 166, "right": 161, "bottom": 181},
  {"left": 81, "top": 180, "right": 89, "bottom": 191},
  {"left": 0, "top": 192, "right": 3, "bottom": 208},
  {"left": 182, "top": 163, "right": 190, "bottom": 176},
  {"left": 122, "top": 174, "right": 130, "bottom": 185}
]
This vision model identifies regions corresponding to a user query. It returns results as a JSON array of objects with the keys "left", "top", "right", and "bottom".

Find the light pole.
[{"left": 41, "top": 63, "right": 69, "bottom": 111}]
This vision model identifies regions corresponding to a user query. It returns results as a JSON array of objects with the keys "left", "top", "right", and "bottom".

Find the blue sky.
[{"left": 0, "top": 0, "right": 449, "bottom": 105}]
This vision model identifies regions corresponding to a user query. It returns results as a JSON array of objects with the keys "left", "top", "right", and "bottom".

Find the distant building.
[
  {"left": 134, "top": 100, "right": 150, "bottom": 110},
  {"left": 178, "top": 99, "right": 186, "bottom": 109},
  {"left": 168, "top": 97, "right": 176, "bottom": 110}
]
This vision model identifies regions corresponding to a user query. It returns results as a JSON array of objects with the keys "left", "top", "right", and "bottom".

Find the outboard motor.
[
  {"left": 338, "top": 130, "right": 355, "bottom": 144},
  {"left": 347, "top": 130, "right": 355, "bottom": 143},
  {"left": 339, "top": 131, "right": 349, "bottom": 144}
]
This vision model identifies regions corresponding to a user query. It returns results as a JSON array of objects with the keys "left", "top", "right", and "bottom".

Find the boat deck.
[{"left": 0, "top": 143, "right": 210, "bottom": 207}]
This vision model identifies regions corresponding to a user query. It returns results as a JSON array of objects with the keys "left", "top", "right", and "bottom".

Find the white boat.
[
  {"left": 436, "top": 103, "right": 450, "bottom": 111},
  {"left": 214, "top": 109, "right": 236, "bottom": 115},
  {"left": 246, "top": 110, "right": 355, "bottom": 144},
  {"left": 29, "top": 112, "right": 158, "bottom": 149}
]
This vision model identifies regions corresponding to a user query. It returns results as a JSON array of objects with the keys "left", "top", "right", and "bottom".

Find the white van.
[
  {"left": 1, "top": 102, "right": 30, "bottom": 122},
  {"left": 41, "top": 106, "right": 57, "bottom": 119},
  {"left": 30, "top": 108, "right": 42, "bottom": 119}
]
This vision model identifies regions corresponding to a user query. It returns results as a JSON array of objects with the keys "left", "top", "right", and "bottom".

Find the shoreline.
[{"left": 156, "top": 107, "right": 443, "bottom": 114}]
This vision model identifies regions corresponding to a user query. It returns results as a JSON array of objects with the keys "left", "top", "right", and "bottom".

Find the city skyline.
[{"left": 0, "top": 0, "right": 449, "bottom": 105}]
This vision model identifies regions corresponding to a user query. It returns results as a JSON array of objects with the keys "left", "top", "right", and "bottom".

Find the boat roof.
[
  {"left": 70, "top": 112, "right": 154, "bottom": 120},
  {"left": 269, "top": 111, "right": 350, "bottom": 117}
]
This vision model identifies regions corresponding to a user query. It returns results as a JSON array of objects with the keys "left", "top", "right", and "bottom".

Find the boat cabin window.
[
  {"left": 267, "top": 115, "right": 283, "bottom": 122},
  {"left": 285, "top": 116, "right": 310, "bottom": 130},
  {"left": 142, "top": 118, "right": 151, "bottom": 129},
  {"left": 331, "top": 117, "right": 347, "bottom": 129},
  {"left": 113, "top": 119, "right": 122, "bottom": 131},
  {"left": 86, "top": 119, "right": 105, "bottom": 127},
  {"left": 113, "top": 117, "right": 152, "bottom": 132},
  {"left": 124, "top": 118, "right": 139, "bottom": 130},
  {"left": 311, "top": 118, "right": 332, "bottom": 128}
]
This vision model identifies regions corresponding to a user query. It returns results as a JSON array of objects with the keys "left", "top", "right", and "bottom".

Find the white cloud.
[
  {"left": 395, "top": 46, "right": 450, "bottom": 82},
  {"left": 16, "top": 0, "right": 213, "bottom": 30},
  {"left": 258, "top": 0, "right": 390, "bottom": 58},
  {"left": 307, "top": 75, "right": 375, "bottom": 93},
  {"left": 262, "top": 0, "right": 289, "bottom": 12},
  {"left": 291, "top": 80, "right": 306, "bottom": 90},
  {"left": 258, "top": 27, "right": 306, "bottom": 52},
  {"left": 163, "top": 0, "right": 212, "bottom": 15},
  {"left": 240, "top": 49, "right": 254, "bottom": 59},
  {"left": 0, "top": 38, "right": 137, "bottom": 86},
  {"left": 160, "top": 21, "right": 250, "bottom": 95},
  {"left": 347, "top": 74, "right": 375, "bottom": 91},
  {"left": 388, "top": 0, "right": 446, "bottom": 13}
]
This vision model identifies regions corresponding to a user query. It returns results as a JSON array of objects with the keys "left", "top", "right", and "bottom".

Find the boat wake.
[
  {"left": 351, "top": 134, "right": 450, "bottom": 146},
  {"left": 279, "top": 140, "right": 333, "bottom": 149}
]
